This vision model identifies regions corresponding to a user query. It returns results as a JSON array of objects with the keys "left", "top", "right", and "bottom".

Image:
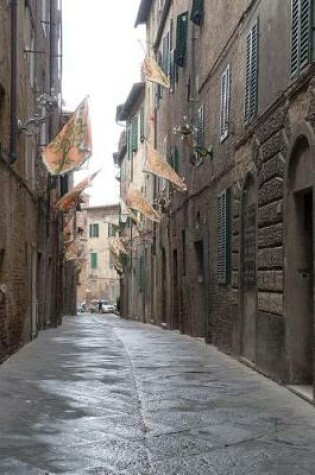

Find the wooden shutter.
[
  {"left": 217, "top": 188, "right": 231, "bottom": 284},
  {"left": 94, "top": 224, "right": 99, "bottom": 238},
  {"left": 245, "top": 20, "right": 259, "bottom": 125},
  {"left": 140, "top": 105, "right": 145, "bottom": 142},
  {"left": 173, "top": 146, "right": 179, "bottom": 172},
  {"left": 91, "top": 253, "right": 97, "bottom": 269},
  {"left": 175, "top": 12, "right": 188, "bottom": 67},
  {"left": 131, "top": 116, "right": 138, "bottom": 152},
  {"left": 300, "top": 0, "right": 311, "bottom": 69},
  {"left": 291, "top": 0, "right": 311, "bottom": 77},
  {"left": 291, "top": 0, "right": 300, "bottom": 76},
  {"left": 127, "top": 126, "right": 132, "bottom": 159},
  {"left": 190, "top": 0, "right": 203, "bottom": 26},
  {"left": 170, "top": 50, "right": 177, "bottom": 89},
  {"left": 220, "top": 64, "right": 231, "bottom": 141},
  {"left": 162, "top": 33, "right": 170, "bottom": 75},
  {"left": 156, "top": 51, "right": 163, "bottom": 102},
  {"left": 196, "top": 104, "right": 204, "bottom": 147},
  {"left": 250, "top": 21, "right": 259, "bottom": 121}
]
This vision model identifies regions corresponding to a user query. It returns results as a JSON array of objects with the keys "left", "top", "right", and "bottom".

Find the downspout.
[{"left": 9, "top": 0, "right": 18, "bottom": 165}]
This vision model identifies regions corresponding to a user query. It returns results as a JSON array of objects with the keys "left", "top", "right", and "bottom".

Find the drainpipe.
[{"left": 9, "top": 0, "right": 18, "bottom": 165}]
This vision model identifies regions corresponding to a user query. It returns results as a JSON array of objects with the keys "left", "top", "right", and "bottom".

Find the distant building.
[{"left": 77, "top": 204, "right": 120, "bottom": 304}]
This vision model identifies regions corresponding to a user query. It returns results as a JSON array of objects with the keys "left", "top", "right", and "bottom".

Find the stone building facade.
[
  {"left": 115, "top": 0, "right": 315, "bottom": 400},
  {"left": 76, "top": 204, "right": 120, "bottom": 305},
  {"left": 115, "top": 83, "right": 157, "bottom": 323},
  {"left": 0, "top": 0, "right": 75, "bottom": 362}
]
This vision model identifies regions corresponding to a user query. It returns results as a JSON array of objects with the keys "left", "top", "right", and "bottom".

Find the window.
[
  {"left": 220, "top": 64, "right": 231, "bottom": 142},
  {"left": 89, "top": 223, "right": 99, "bottom": 238},
  {"left": 90, "top": 253, "right": 98, "bottom": 269},
  {"left": 140, "top": 105, "right": 145, "bottom": 142},
  {"left": 156, "top": 51, "right": 163, "bottom": 104},
  {"left": 157, "top": 0, "right": 165, "bottom": 24},
  {"left": 131, "top": 116, "right": 138, "bottom": 152},
  {"left": 190, "top": 0, "right": 204, "bottom": 26},
  {"left": 245, "top": 20, "right": 259, "bottom": 125},
  {"left": 196, "top": 104, "right": 204, "bottom": 147},
  {"left": 170, "top": 146, "right": 180, "bottom": 172},
  {"left": 162, "top": 32, "right": 171, "bottom": 76},
  {"left": 108, "top": 223, "right": 117, "bottom": 238},
  {"left": 175, "top": 12, "right": 189, "bottom": 67},
  {"left": 291, "top": 0, "right": 312, "bottom": 78},
  {"left": 127, "top": 125, "right": 132, "bottom": 159},
  {"left": 24, "top": 5, "right": 36, "bottom": 89},
  {"left": 217, "top": 188, "right": 231, "bottom": 284}
]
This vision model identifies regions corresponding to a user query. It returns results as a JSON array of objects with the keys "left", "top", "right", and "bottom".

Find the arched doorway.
[
  {"left": 161, "top": 247, "right": 166, "bottom": 323},
  {"left": 241, "top": 174, "right": 257, "bottom": 363},
  {"left": 287, "top": 136, "right": 314, "bottom": 388}
]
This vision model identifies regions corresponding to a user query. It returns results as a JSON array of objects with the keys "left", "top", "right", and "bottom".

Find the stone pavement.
[{"left": 0, "top": 315, "right": 315, "bottom": 474}]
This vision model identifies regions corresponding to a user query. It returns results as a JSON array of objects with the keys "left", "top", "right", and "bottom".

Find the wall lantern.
[{"left": 17, "top": 93, "right": 59, "bottom": 136}]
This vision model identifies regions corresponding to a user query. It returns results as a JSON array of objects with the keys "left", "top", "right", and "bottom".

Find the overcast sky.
[{"left": 62, "top": 0, "right": 145, "bottom": 205}]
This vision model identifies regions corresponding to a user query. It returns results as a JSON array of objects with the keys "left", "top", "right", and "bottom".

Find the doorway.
[
  {"left": 241, "top": 175, "right": 257, "bottom": 363},
  {"left": 161, "top": 248, "right": 166, "bottom": 323},
  {"left": 172, "top": 250, "right": 179, "bottom": 329},
  {"left": 194, "top": 240, "right": 207, "bottom": 337},
  {"left": 287, "top": 137, "right": 314, "bottom": 391}
]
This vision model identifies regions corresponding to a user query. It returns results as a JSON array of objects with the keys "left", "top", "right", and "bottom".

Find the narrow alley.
[{"left": 0, "top": 315, "right": 314, "bottom": 474}]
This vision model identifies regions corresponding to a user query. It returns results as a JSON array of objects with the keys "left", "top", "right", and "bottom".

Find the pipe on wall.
[{"left": 9, "top": 0, "right": 18, "bottom": 165}]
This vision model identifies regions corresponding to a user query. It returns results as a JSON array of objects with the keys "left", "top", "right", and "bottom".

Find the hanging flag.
[
  {"left": 64, "top": 239, "right": 79, "bottom": 261},
  {"left": 108, "top": 236, "right": 127, "bottom": 257},
  {"left": 143, "top": 57, "right": 170, "bottom": 89},
  {"left": 63, "top": 215, "right": 74, "bottom": 243},
  {"left": 42, "top": 97, "right": 92, "bottom": 175},
  {"left": 144, "top": 142, "right": 187, "bottom": 192},
  {"left": 120, "top": 198, "right": 140, "bottom": 225},
  {"left": 126, "top": 186, "right": 160, "bottom": 223},
  {"left": 56, "top": 170, "right": 100, "bottom": 211}
]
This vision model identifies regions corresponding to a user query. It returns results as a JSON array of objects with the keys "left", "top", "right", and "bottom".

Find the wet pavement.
[{"left": 0, "top": 315, "right": 315, "bottom": 474}]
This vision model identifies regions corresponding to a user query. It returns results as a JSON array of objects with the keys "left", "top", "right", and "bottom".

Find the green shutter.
[
  {"left": 217, "top": 188, "right": 231, "bottom": 284},
  {"left": 245, "top": 20, "right": 259, "bottom": 125},
  {"left": 196, "top": 104, "right": 204, "bottom": 147},
  {"left": 291, "top": 0, "right": 300, "bottom": 76},
  {"left": 156, "top": 51, "right": 163, "bottom": 102},
  {"left": 174, "top": 146, "right": 179, "bottom": 172},
  {"left": 131, "top": 116, "right": 138, "bottom": 152},
  {"left": 91, "top": 253, "right": 98, "bottom": 269},
  {"left": 170, "top": 50, "right": 178, "bottom": 89},
  {"left": 291, "top": 0, "right": 311, "bottom": 77},
  {"left": 250, "top": 21, "right": 259, "bottom": 121},
  {"left": 190, "top": 0, "right": 203, "bottom": 26},
  {"left": 300, "top": 0, "right": 311, "bottom": 69},
  {"left": 170, "top": 147, "right": 180, "bottom": 172},
  {"left": 175, "top": 12, "right": 188, "bottom": 67},
  {"left": 127, "top": 126, "right": 132, "bottom": 159},
  {"left": 140, "top": 105, "right": 145, "bottom": 142},
  {"left": 89, "top": 224, "right": 99, "bottom": 238}
]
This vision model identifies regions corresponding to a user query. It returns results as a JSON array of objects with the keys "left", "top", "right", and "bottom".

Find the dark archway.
[
  {"left": 286, "top": 136, "right": 314, "bottom": 388},
  {"left": 240, "top": 173, "right": 258, "bottom": 363}
]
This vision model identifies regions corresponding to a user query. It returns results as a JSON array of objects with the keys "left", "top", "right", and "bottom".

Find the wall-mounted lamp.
[{"left": 18, "top": 93, "right": 59, "bottom": 136}]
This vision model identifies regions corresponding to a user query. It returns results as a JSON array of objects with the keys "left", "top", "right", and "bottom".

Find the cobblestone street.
[{"left": 0, "top": 315, "right": 315, "bottom": 474}]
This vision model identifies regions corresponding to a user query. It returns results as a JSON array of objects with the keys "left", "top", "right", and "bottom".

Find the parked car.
[{"left": 101, "top": 301, "right": 115, "bottom": 313}]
